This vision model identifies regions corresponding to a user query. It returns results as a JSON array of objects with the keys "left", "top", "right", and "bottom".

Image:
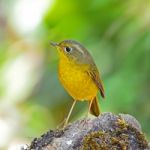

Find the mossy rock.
[{"left": 24, "top": 113, "right": 149, "bottom": 150}]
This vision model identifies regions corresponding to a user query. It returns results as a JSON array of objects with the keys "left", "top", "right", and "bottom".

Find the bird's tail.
[{"left": 89, "top": 97, "right": 100, "bottom": 117}]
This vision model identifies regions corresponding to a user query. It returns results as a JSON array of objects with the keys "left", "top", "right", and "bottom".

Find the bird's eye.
[{"left": 65, "top": 47, "right": 72, "bottom": 52}]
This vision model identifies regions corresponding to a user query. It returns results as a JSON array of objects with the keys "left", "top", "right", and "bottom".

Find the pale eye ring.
[{"left": 65, "top": 46, "right": 72, "bottom": 52}]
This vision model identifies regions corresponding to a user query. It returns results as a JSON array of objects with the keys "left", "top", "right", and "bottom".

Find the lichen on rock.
[{"left": 24, "top": 113, "right": 150, "bottom": 150}]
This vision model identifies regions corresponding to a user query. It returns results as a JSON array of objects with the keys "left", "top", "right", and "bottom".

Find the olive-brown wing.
[{"left": 86, "top": 65, "right": 105, "bottom": 98}]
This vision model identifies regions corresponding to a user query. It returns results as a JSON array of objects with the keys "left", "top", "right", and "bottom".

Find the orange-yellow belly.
[{"left": 58, "top": 59, "right": 98, "bottom": 101}]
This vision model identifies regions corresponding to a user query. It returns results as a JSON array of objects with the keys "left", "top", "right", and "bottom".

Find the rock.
[{"left": 24, "top": 113, "right": 149, "bottom": 150}]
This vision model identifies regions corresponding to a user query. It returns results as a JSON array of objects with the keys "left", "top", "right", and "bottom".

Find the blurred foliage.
[{"left": 0, "top": 0, "right": 150, "bottom": 149}]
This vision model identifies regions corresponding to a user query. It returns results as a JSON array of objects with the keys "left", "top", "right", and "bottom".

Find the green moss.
[
  {"left": 81, "top": 118, "right": 148, "bottom": 150},
  {"left": 82, "top": 131, "right": 109, "bottom": 150}
]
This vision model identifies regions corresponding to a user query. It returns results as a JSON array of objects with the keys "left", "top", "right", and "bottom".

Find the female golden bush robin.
[{"left": 50, "top": 40, "right": 105, "bottom": 126}]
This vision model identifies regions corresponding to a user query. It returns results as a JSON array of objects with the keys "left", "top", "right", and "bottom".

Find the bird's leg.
[
  {"left": 86, "top": 99, "right": 93, "bottom": 118},
  {"left": 80, "top": 100, "right": 93, "bottom": 128},
  {"left": 64, "top": 100, "right": 77, "bottom": 127}
]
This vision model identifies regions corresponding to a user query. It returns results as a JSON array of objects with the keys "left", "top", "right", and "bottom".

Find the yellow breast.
[{"left": 58, "top": 55, "right": 98, "bottom": 101}]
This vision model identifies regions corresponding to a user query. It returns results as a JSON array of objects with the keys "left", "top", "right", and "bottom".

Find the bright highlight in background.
[{"left": 12, "top": 0, "right": 54, "bottom": 34}]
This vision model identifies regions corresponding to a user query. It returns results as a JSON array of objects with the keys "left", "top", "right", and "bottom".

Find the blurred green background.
[{"left": 0, "top": 0, "right": 150, "bottom": 149}]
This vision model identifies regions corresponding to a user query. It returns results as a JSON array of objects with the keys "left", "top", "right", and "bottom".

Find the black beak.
[{"left": 49, "top": 41, "right": 58, "bottom": 47}]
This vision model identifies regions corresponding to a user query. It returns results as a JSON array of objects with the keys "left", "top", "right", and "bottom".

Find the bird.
[{"left": 50, "top": 40, "right": 105, "bottom": 126}]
